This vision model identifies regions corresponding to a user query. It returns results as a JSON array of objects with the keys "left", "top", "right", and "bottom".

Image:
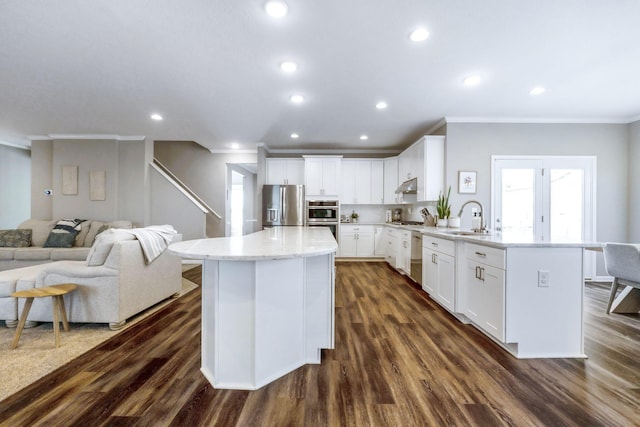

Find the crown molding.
[
  {"left": 0, "top": 140, "right": 30, "bottom": 150},
  {"left": 267, "top": 148, "right": 400, "bottom": 155},
  {"left": 29, "top": 134, "right": 146, "bottom": 141},
  {"left": 208, "top": 149, "right": 258, "bottom": 154},
  {"left": 444, "top": 116, "right": 633, "bottom": 125}
]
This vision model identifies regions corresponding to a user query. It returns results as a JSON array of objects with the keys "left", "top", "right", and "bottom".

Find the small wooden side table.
[{"left": 11, "top": 283, "right": 78, "bottom": 349}]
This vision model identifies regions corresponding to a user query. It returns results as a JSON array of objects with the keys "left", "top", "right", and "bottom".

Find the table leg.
[
  {"left": 57, "top": 295, "right": 71, "bottom": 332},
  {"left": 52, "top": 296, "right": 60, "bottom": 348},
  {"left": 11, "top": 297, "right": 34, "bottom": 349}
]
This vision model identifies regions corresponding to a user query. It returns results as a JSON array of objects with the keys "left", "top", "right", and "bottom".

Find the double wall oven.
[{"left": 306, "top": 200, "right": 339, "bottom": 242}]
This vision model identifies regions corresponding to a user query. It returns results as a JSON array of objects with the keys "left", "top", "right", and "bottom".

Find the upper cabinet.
[
  {"left": 383, "top": 157, "right": 400, "bottom": 204},
  {"left": 397, "top": 136, "right": 445, "bottom": 202},
  {"left": 304, "top": 156, "right": 342, "bottom": 198},
  {"left": 371, "top": 160, "right": 384, "bottom": 204},
  {"left": 341, "top": 159, "right": 384, "bottom": 204},
  {"left": 266, "top": 158, "right": 305, "bottom": 185}
]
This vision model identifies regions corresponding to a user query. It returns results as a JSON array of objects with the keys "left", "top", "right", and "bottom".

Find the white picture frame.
[{"left": 458, "top": 170, "right": 477, "bottom": 194}]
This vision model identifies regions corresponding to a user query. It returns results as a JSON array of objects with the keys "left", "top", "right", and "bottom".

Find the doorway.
[
  {"left": 492, "top": 156, "right": 596, "bottom": 277},
  {"left": 225, "top": 164, "right": 258, "bottom": 237}
]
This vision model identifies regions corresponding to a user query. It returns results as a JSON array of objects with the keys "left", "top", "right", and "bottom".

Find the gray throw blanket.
[{"left": 125, "top": 225, "right": 177, "bottom": 264}]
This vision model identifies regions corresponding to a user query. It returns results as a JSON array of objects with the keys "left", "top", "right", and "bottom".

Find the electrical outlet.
[{"left": 538, "top": 270, "right": 549, "bottom": 287}]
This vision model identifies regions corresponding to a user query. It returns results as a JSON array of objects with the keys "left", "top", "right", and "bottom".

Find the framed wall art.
[
  {"left": 62, "top": 165, "right": 78, "bottom": 195},
  {"left": 90, "top": 170, "right": 106, "bottom": 201},
  {"left": 458, "top": 170, "right": 477, "bottom": 194}
]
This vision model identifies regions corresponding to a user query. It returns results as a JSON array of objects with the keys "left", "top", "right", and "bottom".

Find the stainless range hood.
[{"left": 395, "top": 177, "right": 417, "bottom": 194}]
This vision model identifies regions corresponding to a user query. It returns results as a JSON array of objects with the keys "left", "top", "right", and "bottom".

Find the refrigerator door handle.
[{"left": 280, "top": 186, "right": 287, "bottom": 224}]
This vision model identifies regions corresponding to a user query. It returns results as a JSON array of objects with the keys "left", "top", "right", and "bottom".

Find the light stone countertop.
[
  {"left": 419, "top": 226, "right": 602, "bottom": 249},
  {"left": 168, "top": 226, "right": 338, "bottom": 261}
]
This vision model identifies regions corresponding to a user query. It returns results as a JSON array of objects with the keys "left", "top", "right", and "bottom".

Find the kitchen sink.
[{"left": 442, "top": 230, "right": 492, "bottom": 236}]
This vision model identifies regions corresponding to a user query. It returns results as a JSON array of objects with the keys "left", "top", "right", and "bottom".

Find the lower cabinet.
[
  {"left": 463, "top": 243, "right": 506, "bottom": 342},
  {"left": 384, "top": 226, "right": 398, "bottom": 267},
  {"left": 397, "top": 230, "right": 411, "bottom": 274},
  {"left": 422, "top": 235, "right": 456, "bottom": 312},
  {"left": 374, "top": 226, "right": 386, "bottom": 257},
  {"left": 339, "top": 225, "right": 375, "bottom": 257}
]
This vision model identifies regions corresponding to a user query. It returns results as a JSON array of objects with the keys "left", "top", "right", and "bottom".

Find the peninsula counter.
[{"left": 169, "top": 227, "right": 337, "bottom": 390}]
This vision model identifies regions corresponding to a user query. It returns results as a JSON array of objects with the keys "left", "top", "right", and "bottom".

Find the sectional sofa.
[
  {"left": 0, "top": 219, "right": 133, "bottom": 271},
  {"left": 0, "top": 221, "right": 183, "bottom": 330}
]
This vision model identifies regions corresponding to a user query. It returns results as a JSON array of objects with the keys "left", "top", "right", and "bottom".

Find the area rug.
[{"left": 0, "top": 264, "right": 200, "bottom": 401}]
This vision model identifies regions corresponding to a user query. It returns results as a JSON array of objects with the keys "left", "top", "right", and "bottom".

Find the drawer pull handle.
[
  {"left": 475, "top": 251, "right": 487, "bottom": 257},
  {"left": 432, "top": 242, "right": 438, "bottom": 247}
]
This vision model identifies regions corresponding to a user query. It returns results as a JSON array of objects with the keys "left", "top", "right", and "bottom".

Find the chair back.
[{"left": 603, "top": 243, "right": 640, "bottom": 282}]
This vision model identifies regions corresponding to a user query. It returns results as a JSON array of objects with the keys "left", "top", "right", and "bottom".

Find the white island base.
[{"left": 201, "top": 255, "right": 334, "bottom": 390}]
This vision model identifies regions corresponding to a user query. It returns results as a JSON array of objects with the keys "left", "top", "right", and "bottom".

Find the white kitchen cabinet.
[
  {"left": 371, "top": 160, "right": 384, "bottom": 204},
  {"left": 340, "top": 159, "right": 383, "bottom": 204},
  {"left": 374, "top": 226, "right": 386, "bottom": 256},
  {"left": 463, "top": 243, "right": 506, "bottom": 342},
  {"left": 397, "top": 230, "right": 411, "bottom": 274},
  {"left": 421, "top": 136, "right": 445, "bottom": 201},
  {"left": 338, "top": 225, "right": 374, "bottom": 257},
  {"left": 396, "top": 136, "right": 445, "bottom": 202},
  {"left": 422, "top": 235, "right": 456, "bottom": 311},
  {"left": 304, "top": 156, "right": 341, "bottom": 198},
  {"left": 383, "top": 157, "right": 400, "bottom": 204},
  {"left": 266, "top": 158, "right": 304, "bottom": 185},
  {"left": 384, "top": 226, "right": 398, "bottom": 267}
]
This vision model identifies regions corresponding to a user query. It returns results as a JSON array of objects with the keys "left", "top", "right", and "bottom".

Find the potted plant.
[
  {"left": 436, "top": 186, "right": 451, "bottom": 227},
  {"left": 350, "top": 211, "right": 359, "bottom": 223}
]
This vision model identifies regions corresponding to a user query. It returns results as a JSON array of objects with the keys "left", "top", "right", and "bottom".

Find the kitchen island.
[
  {"left": 421, "top": 227, "right": 601, "bottom": 359},
  {"left": 169, "top": 227, "right": 337, "bottom": 390}
]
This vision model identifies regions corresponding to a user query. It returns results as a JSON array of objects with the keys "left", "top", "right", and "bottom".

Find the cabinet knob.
[{"left": 474, "top": 251, "right": 487, "bottom": 258}]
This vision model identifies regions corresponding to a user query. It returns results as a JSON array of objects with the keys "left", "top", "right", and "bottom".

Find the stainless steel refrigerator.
[{"left": 262, "top": 185, "right": 305, "bottom": 227}]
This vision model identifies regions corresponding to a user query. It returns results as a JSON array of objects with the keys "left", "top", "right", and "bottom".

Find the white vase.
[{"left": 437, "top": 218, "right": 448, "bottom": 228}]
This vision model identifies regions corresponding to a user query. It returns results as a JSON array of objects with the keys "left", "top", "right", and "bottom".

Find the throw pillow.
[
  {"left": 43, "top": 219, "right": 86, "bottom": 248},
  {"left": 86, "top": 228, "right": 135, "bottom": 266},
  {"left": 0, "top": 229, "right": 32, "bottom": 247}
]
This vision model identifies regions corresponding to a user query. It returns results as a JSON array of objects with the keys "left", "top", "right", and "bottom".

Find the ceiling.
[{"left": 1, "top": 1, "right": 639, "bottom": 154}]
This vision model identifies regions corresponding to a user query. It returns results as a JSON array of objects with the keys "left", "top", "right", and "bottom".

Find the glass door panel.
[
  {"left": 501, "top": 168, "right": 535, "bottom": 237},
  {"left": 550, "top": 169, "right": 583, "bottom": 240}
]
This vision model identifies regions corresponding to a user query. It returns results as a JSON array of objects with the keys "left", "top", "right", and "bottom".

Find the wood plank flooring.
[{"left": 1, "top": 262, "right": 638, "bottom": 426}]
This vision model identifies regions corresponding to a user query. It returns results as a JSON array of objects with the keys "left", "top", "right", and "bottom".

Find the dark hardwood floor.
[{"left": 0, "top": 262, "right": 638, "bottom": 426}]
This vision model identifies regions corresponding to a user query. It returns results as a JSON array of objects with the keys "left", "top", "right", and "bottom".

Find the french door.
[{"left": 492, "top": 156, "right": 596, "bottom": 277}]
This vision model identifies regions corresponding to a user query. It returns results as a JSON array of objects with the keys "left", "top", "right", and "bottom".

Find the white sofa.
[
  {"left": 0, "top": 233, "right": 182, "bottom": 330},
  {"left": 0, "top": 219, "right": 133, "bottom": 271}
]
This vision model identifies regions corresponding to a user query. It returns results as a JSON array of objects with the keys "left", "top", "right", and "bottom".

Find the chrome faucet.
[{"left": 457, "top": 200, "right": 487, "bottom": 232}]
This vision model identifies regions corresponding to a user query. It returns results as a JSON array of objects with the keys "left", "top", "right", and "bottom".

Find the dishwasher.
[{"left": 409, "top": 231, "right": 422, "bottom": 285}]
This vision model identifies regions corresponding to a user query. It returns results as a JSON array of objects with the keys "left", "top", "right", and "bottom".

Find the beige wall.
[
  {"left": 0, "top": 145, "right": 31, "bottom": 228},
  {"left": 445, "top": 123, "right": 629, "bottom": 243},
  {"left": 154, "top": 141, "right": 257, "bottom": 237},
  {"left": 629, "top": 120, "right": 640, "bottom": 241},
  {"left": 30, "top": 138, "right": 148, "bottom": 226}
]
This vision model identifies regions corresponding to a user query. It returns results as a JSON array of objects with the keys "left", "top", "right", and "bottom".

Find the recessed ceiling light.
[
  {"left": 376, "top": 101, "right": 388, "bottom": 110},
  {"left": 463, "top": 75, "right": 482, "bottom": 87},
  {"left": 409, "top": 27, "right": 429, "bottom": 42},
  {"left": 289, "top": 94, "right": 304, "bottom": 104},
  {"left": 290, "top": 133, "right": 299, "bottom": 139},
  {"left": 150, "top": 113, "right": 163, "bottom": 121},
  {"left": 530, "top": 86, "right": 546, "bottom": 95},
  {"left": 360, "top": 135, "right": 369, "bottom": 140},
  {"left": 230, "top": 143, "right": 240, "bottom": 150},
  {"left": 265, "top": 1, "right": 288, "bottom": 18},
  {"left": 280, "top": 61, "right": 298, "bottom": 73}
]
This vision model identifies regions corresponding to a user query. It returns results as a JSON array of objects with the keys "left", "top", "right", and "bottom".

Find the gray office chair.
[{"left": 602, "top": 243, "right": 640, "bottom": 314}]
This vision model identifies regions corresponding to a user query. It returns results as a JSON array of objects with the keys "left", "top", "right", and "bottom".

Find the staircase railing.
[{"left": 151, "top": 158, "right": 222, "bottom": 220}]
